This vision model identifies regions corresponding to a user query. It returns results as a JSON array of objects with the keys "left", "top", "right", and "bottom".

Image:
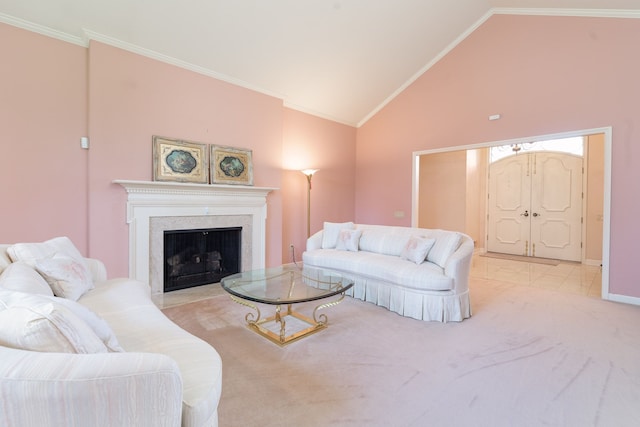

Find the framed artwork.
[
  {"left": 152, "top": 136, "right": 209, "bottom": 184},
  {"left": 210, "top": 145, "right": 254, "bottom": 185}
]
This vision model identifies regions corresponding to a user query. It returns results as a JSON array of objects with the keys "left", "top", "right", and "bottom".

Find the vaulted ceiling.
[{"left": 1, "top": 1, "right": 639, "bottom": 126}]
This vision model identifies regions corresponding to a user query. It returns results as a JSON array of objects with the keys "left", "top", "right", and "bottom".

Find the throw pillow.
[
  {"left": 0, "top": 290, "right": 108, "bottom": 353},
  {"left": 8, "top": 236, "right": 84, "bottom": 261},
  {"left": 427, "top": 232, "right": 463, "bottom": 268},
  {"left": 7, "top": 240, "right": 56, "bottom": 265},
  {"left": 45, "top": 236, "right": 87, "bottom": 265},
  {"left": 0, "top": 246, "right": 11, "bottom": 275},
  {"left": 45, "top": 295, "right": 124, "bottom": 352},
  {"left": 35, "top": 254, "right": 94, "bottom": 301},
  {"left": 7, "top": 236, "right": 93, "bottom": 279},
  {"left": 335, "top": 229, "right": 362, "bottom": 252},
  {"left": 321, "top": 222, "right": 355, "bottom": 249},
  {"left": 0, "top": 261, "right": 54, "bottom": 296},
  {"left": 401, "top": 236, "right": 436, "bottom": 265},
  {"left": 358, "top": 230, "right": 411, "bottom": 257}
]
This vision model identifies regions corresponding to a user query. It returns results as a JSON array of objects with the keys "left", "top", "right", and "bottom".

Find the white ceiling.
[{"left": 1, "top": 0, "right": 639, "bottom": 126}]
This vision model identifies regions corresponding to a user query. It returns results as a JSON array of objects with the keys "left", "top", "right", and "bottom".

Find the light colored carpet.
[{"left": 162, "top": 278, "right": 640, "bottom": 427}]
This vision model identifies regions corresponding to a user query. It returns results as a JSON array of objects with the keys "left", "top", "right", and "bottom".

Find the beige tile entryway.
[{"left": 471, "top": 253, "right": 602, "bottom": 298}]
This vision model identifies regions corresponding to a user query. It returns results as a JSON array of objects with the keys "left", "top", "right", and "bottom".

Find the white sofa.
[
  {"left": 303, "top": 223, "right": 473, "bottom": 322},
  {"left": 0, "top": 237, "right": 222, "bottom": 427}
]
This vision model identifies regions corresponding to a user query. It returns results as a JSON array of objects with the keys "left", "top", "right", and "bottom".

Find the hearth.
[{"left": 164, "top": 227, "right": 241, "bottom": 292}]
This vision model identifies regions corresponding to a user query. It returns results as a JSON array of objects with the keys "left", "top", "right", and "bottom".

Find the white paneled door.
[{"left": 487, "top": 152, "right": 583, "bottom": 262}]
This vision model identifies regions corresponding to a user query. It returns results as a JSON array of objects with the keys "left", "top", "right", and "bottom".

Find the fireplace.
[
  {"left": 164, "top": 227, "right": 241, "bottom": 292},
  {"left": 114, "top": 180, "right": 276, "bottom": 295}
]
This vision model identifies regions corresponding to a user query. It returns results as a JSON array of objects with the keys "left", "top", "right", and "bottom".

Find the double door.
[{"left": 487, "top": 152, "right": 583, "bottom": 262}]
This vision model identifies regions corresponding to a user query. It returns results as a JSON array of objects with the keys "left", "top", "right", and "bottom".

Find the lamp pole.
[{"left": 301, "top": 169, "right": 318, "bottom": 237}]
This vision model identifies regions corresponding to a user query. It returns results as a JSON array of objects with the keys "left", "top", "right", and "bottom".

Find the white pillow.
[
  {"left": 7, "top": 237, "right": 94, "bottom": 298},
  {"left": 45, "top": 237, "right": 87, "bottom": 265},
  {"left": 0, "top": 246, "right": 12, "bottom": 275},
  {"left": 358, "top": 230, "right": 411, "bottom": 257},
  {"left": 321, "top": 222, "right": 355, "bottom": 249},
  {"left": 44, "top": 295, "right": 124, "bottom": 352},
  {"left": 0, "top": 290, "right": 108, "bottom": 353},
  {"left": 401, "top": 236, "right": 436, "bottom": 265},
  {"left": 427, "top": 232, "right": 463, "bottom": 268},
  {"left": 35, "top": 254, "right": 94, "bottom": 300},
  {"left": 8, "top": 236, "right": 92, "bottom": 276},
  {"left": 0, "top": 262, "right": 54, "bottom": 296},
  {"left": 335, "top": 229, "right": 362, "bottom": 252},
  {"left": 7, "top": 240, "right": 56, "bottom": 264}
]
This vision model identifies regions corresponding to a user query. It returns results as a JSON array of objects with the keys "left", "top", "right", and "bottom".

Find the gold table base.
[{"left": 228, "top": 293, "right": 346, "bottom": 346}]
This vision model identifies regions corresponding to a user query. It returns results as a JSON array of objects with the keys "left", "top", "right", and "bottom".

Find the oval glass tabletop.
[{"left": 220, "top": 264, "right": 353, "bottom": 305}]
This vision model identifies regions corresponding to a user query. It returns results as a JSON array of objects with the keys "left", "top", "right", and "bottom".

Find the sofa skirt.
[{"left": 306, "top": 266, "right": 471, "bottom": 322}]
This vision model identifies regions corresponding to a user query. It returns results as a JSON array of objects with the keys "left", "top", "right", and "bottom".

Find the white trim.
[
  {"left": 412, "top": 126, "right": 613, "bottom": 303},
  {"left": 607, "top": 293, "right": 640, "bottom": 306},
  {"left": 581, "top": 136, "right": 588, "bottom": 264},
  {"left": 0, "top": 13, "right": 86, "bottom": 46},
  {"left": 492, "top": 8, "right": 640, "bottom": 19},
  {"left": 601, "top": 128, "right": 612, "bottom": 300}
]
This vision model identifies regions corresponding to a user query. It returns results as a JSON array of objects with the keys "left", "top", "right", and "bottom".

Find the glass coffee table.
[{"left": 220, "top": 265, "right": 353, "bottom": 346}]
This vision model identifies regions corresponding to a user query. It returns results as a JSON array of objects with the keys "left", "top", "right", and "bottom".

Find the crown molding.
[
  {"left": 492, "top": 7, "right": 640, "bottom": 19},
  {"left": 0, "top": 12, "right": 85, "bottom": 46}
]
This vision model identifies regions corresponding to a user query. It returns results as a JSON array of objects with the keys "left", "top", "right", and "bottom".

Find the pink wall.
[
  {"left": 2, "top": 23, "right": 357, "bottom": 282},
  {"left": 282, "top": 108, "right": 357, "bottom": 260},
  {"left": 87, "top": 42, "right": 284, "bottom": 276},
  {"left": 0, "top": 25, "right": 88, "bottom": 252},
  {"left": 356, "top": 15, "right": 640, "bottom": 297},
  {"left": 4, "top": 13, "right": 640, "bottom": 300}
]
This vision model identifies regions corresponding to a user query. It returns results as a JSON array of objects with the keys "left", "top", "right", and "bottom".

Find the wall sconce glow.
[{"left": 301, "top": 169, "right": 319, "bottom": 237}]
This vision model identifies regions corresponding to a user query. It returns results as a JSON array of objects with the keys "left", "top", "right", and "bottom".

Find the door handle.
[
  {"left": 532, "top": 212, "right": 540, "bottom": 217},
  {"left": 520, "top": 210, "right": 529, "bottom": 217}
]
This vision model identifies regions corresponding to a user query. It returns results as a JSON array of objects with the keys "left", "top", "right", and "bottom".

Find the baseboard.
[{"left": 605, "top": 292, "right": 640, "bottom": 307}]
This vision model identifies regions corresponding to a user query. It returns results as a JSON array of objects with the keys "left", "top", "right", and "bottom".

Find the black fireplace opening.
[{"left": 164, "top": 227, "right": 241, "bottom": 292}]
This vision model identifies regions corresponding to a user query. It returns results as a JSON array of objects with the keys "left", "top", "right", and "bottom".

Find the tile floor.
[
  {"left": 471, "top": 253, "right": 602, "bottom": 298},
  {"left": 153, "top": 253, "right": 603, "bottom": 309}
]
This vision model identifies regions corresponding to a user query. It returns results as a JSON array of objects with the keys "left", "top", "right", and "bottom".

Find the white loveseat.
[
  {"left": 0, "top": 237, "right": 222, "bottom": 427},
  {"left": 303, "top": 223, "right": 473, "bottom": 322}
]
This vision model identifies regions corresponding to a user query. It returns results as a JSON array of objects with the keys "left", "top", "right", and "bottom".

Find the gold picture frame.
[
  {"left": 152, "top": 136, "right": 209, "bottom": 183},
  {"left": 210, "top": 145, "right": 254, "bottom": 185}
]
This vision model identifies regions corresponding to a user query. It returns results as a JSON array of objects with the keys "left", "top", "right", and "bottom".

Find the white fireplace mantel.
[{"left": 114, "top": 180, "right": 277, "bottom": 294}]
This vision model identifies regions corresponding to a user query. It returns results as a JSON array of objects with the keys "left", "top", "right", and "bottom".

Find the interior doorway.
[{"left": 411, "top": 127, "right": 611, "bottom": 299}]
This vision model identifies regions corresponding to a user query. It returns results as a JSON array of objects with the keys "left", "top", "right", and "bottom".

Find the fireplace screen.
[{"left": 164, "top": 227, "right": 241, "bottom": 292}]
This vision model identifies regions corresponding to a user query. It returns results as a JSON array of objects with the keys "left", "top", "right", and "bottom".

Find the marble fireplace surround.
[{"left": 114, "top": 180, "right": 276, "bottom": 295}]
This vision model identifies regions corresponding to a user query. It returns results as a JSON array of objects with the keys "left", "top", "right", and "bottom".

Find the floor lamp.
[{"left": 301, "top": 169, "right": 318, "bottom": 237}]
